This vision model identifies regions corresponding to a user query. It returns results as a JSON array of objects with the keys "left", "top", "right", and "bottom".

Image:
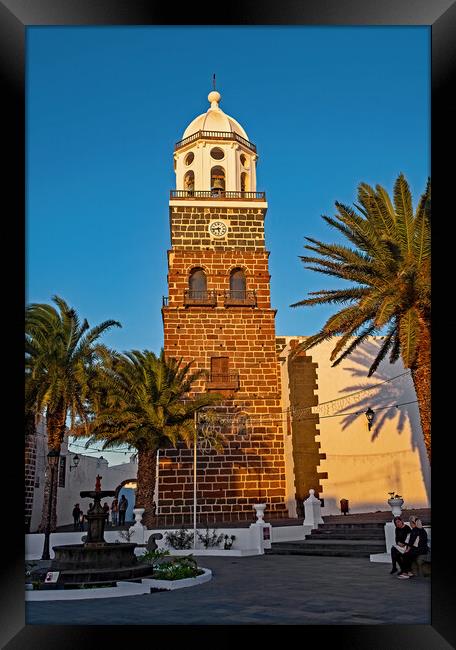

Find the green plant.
[
  {"left": 118, "top": 529, "right": 134, "bottom": 542},
  {"left": 224, "top": 534, "right": 236, "bottom": 550},
  {"left": 139, "top": 549, "right": 170, "bottom": 565},
  {"left": 165, "top": 526, "right": 194, "bottom": 549},
  {"left": 290, "top": 175, "right": 431, "bottom": 464},
  {"left": 388, "top": 492, "right": 403, "bottom": 499},
  {"left": 197, "top": 526, "right": 224, "bottom": 549},
  {"left": 153, "top": 557, "right": 201, "bottom": 581}
]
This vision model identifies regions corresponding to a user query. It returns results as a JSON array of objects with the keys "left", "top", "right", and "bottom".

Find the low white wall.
[
  {"left": 26, "top": 524, "right": 273, "bottom": 560},
  {"left": 271, "top": 525, "right": 313, "bottom": 542}
]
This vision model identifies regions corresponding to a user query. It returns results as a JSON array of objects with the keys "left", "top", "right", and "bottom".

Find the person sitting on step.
[
  {"left": 397, "top": 517, "right": 429, "bottom": 579},
  {"left": 390, "top": 516, "right": 411, "bottom": 574}
]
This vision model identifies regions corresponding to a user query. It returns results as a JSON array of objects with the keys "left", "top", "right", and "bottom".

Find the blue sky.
[{"left": 27, "top": 26, "right": 429, "bottom": 464}]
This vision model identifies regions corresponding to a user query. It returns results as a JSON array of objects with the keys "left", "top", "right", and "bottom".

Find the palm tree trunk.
[
  {"left": 38, "top": 407, "right": 65, "bottom": 533},
  {"left": 25, "top": 411, "right": 37, "bottom": 532},
  {"left": 411, "top": 324, "right": 431, "bottom": 465},
  {"left": 136, "top": 447, "right": 157, "bottom": 528}
]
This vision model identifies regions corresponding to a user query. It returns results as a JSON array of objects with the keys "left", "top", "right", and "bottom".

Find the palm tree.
[
  {"left": 25, "top": 295, "right": 121, "bottom": 531},
  {"left": 291, "top": 174, "right": 431, "bottom": 463},
  {"left": 74, "top": 349, "right": 222, "bottom": 528}
]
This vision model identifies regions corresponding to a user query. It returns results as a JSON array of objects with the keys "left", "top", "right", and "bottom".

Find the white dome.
[{"left": 182, "top": 91, "right": 249, "bottom": 141}]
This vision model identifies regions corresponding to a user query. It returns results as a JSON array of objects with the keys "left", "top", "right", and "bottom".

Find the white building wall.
[
  {"left": 278, "top": 336, "right": 430, "bottom": 516},
  {"left": 30, "top": 431, "right": 137, "bottom": 531}
]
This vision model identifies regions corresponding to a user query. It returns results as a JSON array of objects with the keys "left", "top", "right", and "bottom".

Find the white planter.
[
  {"left": 253, "top": 503, "right": 266, "bottom": 523},
  {"left": 387, "top": 498, "right": 404, "bottom": 517},
  {"left": 133, "top": 508, "right": 145, "bottom": 525}
]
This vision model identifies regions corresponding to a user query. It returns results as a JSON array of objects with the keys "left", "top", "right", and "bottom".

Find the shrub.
[
  {"left": 197, "top": 526, "right": 224, "bottom": 549},
  {"left": 139, "top": 549, "right": 170, "bottom": 565},
  {"left": 153, "top": 556, "right": 202, "bottom": 581},
  {"left": 165, "top": 526, "right": 194, "bottom": 549}
]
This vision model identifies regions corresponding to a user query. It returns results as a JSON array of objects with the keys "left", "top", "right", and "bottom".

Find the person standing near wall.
[
  {"left": 111, "top": 497, "right": 119, "bottom": 527},
  {"left": 118, "top": 495, "right": 128, "bottom": 526},
  {"left": 102, "top": 502, "right": 110, "bottom": 526},
  {"left": 72, "top": 504, "right": 81, "bottom": 531}
]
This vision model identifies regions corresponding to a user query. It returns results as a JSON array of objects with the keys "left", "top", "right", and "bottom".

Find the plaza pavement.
[{"left": 26, "top": 553, "right": 430, "bottom": 626}]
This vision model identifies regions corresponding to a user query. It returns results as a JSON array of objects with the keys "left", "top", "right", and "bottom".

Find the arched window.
[
  {"left": 211, "top": 166, "right": 225, "bottom": 195},
  {"left": 184, "top": 170, "right": 194, "bottom": 193},
  {"left": 189, "top": 268, "right": 207, "bottom": 299},
  {"left": 230, "top": 268, "right": 246, "bottom": 300}
]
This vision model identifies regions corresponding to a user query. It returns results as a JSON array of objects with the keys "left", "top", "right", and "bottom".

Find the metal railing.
[
  {"left": 224, "top": 290, "right": 257, "bottom": 307},
  {"left": 175, "top": 130, "right": 256, "bottom": 152},
  {"left": 164, "top": 290, "right": 257, "bottom": 308},
  {"left": 170, "top": 190, "right": 266, "bottom": 201},
  {"left": 184, "top": 289, "right": 217, "bottom": 306}
]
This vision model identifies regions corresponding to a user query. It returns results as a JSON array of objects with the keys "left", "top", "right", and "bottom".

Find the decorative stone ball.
[{"left": 208, "top": 91, "right": 221, "bottom": 105}]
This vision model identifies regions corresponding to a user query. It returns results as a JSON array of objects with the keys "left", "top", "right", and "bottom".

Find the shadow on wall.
[{"left": 333, "top": 340, "right": 430, "bottom": 504}]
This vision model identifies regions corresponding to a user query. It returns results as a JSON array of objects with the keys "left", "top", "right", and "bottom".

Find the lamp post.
[
  {"left": 365, "top": 407, "right": 375, "bottom": 431},
  {"left": 41, "top": 449, "right": 60, "bottom": 561},
  {"left": 69, "top": 453, "right": 80, "bottom": 472},
  {"left": 193, "top": 411, "right": 197, "bottom": 550}
]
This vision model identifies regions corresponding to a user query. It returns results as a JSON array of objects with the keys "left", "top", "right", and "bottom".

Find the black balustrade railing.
[
  {"left": 170, "top": 190, "right": 266, "bottom": 201},
  {"left": 224, "top": 290, "right": 257, "bottom": 307},
  {"left": 184, "top": 289, "right": 217, "bottom": 306},
  {"left": 175, "top": 130, "right": 256, "bottom": 152},
  {"left": 165, "top": 290, "right": 257, "bottom": 308}
]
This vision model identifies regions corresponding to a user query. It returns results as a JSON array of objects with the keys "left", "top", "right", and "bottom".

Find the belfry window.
[
  {"left": 184, "top": 170, "right": 194, "bottom": 193},
  {"left": 211, "top": 166, "right": 225, "bottom": 196},
  {"left": 229, "top": 268, "right": 246, "bottom": 300},
  {"left": 240, "top": 172, "right": 249, "bottom": 193}
]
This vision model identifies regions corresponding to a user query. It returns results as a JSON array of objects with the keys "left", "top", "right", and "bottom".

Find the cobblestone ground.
[{"left": 26, "top": 554, "right": 430, "bottom": 626}]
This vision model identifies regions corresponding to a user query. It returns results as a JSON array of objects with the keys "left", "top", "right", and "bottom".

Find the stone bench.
[{"left": 411, "top": 551, "right": 431, "bottom": 577}]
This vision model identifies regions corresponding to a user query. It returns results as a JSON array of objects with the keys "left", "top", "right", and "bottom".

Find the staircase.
[{"left": 266, "top": 522, "right": 387, "bottom": 558}]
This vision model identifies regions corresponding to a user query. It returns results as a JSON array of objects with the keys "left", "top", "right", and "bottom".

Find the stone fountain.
[{"left": 48, "top": 475, "right": 152, "bottom": 586}]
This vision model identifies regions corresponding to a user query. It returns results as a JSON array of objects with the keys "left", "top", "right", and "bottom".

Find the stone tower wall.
[{"left": 161, "top": 206, "right": 288, "bottom": 525}]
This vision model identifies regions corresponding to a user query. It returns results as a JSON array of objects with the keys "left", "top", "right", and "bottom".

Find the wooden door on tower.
[{"left": 211, "top": 356, "right": 229, "bottom": 382}]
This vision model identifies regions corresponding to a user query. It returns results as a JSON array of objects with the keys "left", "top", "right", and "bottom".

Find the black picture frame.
[{"left": 2, "top": 0, "right": 454, "bottom": 647}]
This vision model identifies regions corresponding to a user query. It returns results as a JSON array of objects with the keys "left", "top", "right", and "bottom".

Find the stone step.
[
  {"left": 266, "top": 547, "right": 381, "bottom": 558},
  {"left": 306, "top": 531, "right": 385, "bottom": 540},
  {"left": 267, "top": 539, "right": 386, "bottom": 558},
  {"left": 319, "top": 522, "right": 386, "bottom": 530}
]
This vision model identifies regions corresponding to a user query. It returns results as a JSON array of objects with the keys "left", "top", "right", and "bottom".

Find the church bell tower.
[{"left": 160, "top": 89, "right": 288, "bottom": 525}]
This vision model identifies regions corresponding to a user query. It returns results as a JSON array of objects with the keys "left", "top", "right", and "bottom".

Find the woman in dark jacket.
[
  {"left": 397, "top": 518, "right": 429, "bottom": 578},
  {"left": 390, "top": 516, "right": 411, "bottom": 574}
]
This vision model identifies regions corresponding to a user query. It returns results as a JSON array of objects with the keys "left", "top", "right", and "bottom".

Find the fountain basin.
[
  {"left": 52, "top": 542, "right": 138, "bottom": 570},
  {"left": 49, "top": 543, "right": 153, "bottom": 585}
]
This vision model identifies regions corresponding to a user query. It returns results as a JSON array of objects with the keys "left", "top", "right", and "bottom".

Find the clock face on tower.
[{"left": 208, "top": 220, "right": 228, "bottom": 238}]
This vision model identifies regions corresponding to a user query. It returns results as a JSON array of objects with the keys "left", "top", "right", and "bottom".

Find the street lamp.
[
  {"left": 41, "top": 449, "right": 60, "bottom": 560},
  {"left": 365, "top": 407, "right": 375, "bottom": 431},
  {"left": 69, "top": 453, "right": 80, "bottom": 471}
]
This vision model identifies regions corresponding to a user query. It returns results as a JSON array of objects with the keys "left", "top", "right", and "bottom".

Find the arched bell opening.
[
  {"left": 211, "top": 166, "right": 225, "bottom": 196},
  {"left": 240, "top": 172, "right": 250, "bottom": 193},
  {"left": 184, "top": 170, "right": 194, "bottom": 194}
]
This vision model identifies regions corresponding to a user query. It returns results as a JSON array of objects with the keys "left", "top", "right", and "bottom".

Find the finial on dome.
[
  {"left": 208, "top": 74, "right": 221, "bottom": 107},
  {"left": 208, "top": 90, "right": 221, "bottom": 108}
]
